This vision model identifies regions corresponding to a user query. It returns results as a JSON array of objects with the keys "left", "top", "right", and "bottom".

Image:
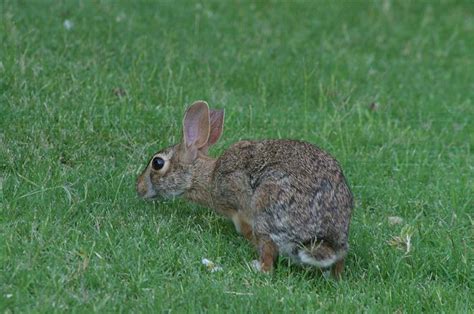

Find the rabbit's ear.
[
  {"left": 182, "top": 101, "right": 210, "bottom": 161},
  {"left": 208, "top": 109, "right": 225, "bottom": 145},
  {"left": 200, "top": 109, "right": 224, "bottom": 154}
]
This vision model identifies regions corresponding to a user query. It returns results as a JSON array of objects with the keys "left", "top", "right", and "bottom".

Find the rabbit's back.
[{"left": 213, "top": 139, "right": 353, "bottom": 260}]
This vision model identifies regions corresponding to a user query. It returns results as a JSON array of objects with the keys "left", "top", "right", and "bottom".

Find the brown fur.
[{"left": 137, "top": 101, "right": 353, "bottom": 278}]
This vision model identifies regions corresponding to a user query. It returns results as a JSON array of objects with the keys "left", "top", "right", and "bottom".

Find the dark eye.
[{"left": 152, "top": 157, "right": 165, "bottom": 170}]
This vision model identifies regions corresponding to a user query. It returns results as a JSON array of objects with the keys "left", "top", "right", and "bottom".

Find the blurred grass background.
[{"left": 1, "top": 0, "right": 473, "bottom": 312}]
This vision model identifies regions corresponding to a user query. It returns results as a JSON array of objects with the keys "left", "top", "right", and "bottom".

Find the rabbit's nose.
[{"left": 136, "top": 174, "right": 147, "bottom": 198}]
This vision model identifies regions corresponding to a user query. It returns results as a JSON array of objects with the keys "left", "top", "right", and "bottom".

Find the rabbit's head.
[{"left": 136, "top": 101, "right": 224, "bottom": 199}]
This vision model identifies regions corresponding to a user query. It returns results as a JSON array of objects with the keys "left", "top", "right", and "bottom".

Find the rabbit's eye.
[{"left": 152, "top": 157, "right": 165, "bottom": 170}]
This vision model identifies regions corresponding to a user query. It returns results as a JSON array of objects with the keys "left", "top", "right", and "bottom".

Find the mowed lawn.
[{"left": 1, "top": 1, "right": 473, "bottom": 312}]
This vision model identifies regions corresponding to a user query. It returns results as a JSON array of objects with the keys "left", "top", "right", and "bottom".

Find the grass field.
[{"left": 1, "top": 0, "right": 473, "bottom": 312}]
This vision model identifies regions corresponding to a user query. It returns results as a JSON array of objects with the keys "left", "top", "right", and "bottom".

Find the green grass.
[{"left": 1, "top": 0, "right": 473, "bottom": 312}]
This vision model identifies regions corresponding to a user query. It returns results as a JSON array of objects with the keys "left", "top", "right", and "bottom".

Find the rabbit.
[{"left": 136, "top": 101, "right": 353, "bottom": 278}]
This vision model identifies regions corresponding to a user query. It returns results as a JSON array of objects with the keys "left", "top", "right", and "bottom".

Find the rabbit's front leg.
[
  {"left": 231, "top": 213, "right": 257, "bottom": 246},
  {"left": 233, "top": 214, "right": 278, "bottom": 272},
  {"left": 253, "top": 234, "right": 278, "bottom": 273}
]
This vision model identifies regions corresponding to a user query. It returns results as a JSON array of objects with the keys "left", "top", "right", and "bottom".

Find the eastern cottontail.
[{"left": 137, "top": 101, "right": 353, "bottom": 278}]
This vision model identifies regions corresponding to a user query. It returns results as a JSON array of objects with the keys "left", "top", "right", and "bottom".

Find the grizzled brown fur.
[{"left": 137, "top": 101, "right": 353, "bottom": 278}]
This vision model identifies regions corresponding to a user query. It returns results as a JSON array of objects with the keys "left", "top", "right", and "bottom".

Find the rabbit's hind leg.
[
  {"left": 251, "top": 234, "right": 279, "bottom": 273},
  {"left": 232, "top": 213, "right": 278, "bottom": 273},
  {"left": 330, "top": 258, "right": 345, "bottom": 280}
]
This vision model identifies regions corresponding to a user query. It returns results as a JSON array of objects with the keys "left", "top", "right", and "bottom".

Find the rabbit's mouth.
[
  {"left": 142, "top": 189, "right": 184, "bottom": 201},
  {"left": 139, "top": 189, "right": 158, "bottom": 200},
  {"left": 136, "top": 172, "right": 158, "bottom": 199},
  {"left": 158, "top": 190, "right": 184, "bottom": 199},
  {"left": 137, "top": 170, "right": 186, "bottom": 200}
]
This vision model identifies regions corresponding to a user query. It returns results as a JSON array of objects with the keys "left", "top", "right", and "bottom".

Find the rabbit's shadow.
[
  {"left": 137, "top": 198, "right": 359, "bottom": 281},
  {"left": 137, "top": 198, "right": 237, "bottom": 238}
]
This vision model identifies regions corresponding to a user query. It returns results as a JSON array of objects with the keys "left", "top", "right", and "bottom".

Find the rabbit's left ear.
[
  {"left": 200, "top": 109, "right": 224, "bottom": 154},
  {"left": 182, "top": 101, "right": 210, "bottom": 161}
]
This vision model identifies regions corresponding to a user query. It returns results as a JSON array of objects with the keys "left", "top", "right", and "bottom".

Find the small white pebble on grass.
[
  {"left": 201, "top": 258, "right": 223, "bottom": 272},
  {"left": 5, "top": 294, "right": 13, "bottom": 298},
  {"left": 63, "top": 19, "right": 74, "bottom": 30},
  {"left": 388, "top": 216, "right": 403, "bottom": 225}
]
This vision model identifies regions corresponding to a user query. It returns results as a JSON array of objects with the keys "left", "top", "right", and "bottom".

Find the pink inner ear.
[
  {"left": 185, "top": 125, "right": 199, "bottom": 147},
  {"left": 183, "top": 101, "right": 210, "bottom": 148}
]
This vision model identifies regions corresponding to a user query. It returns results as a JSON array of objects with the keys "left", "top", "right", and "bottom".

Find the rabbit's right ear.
[
  {"left": 200, "top": 109, "right": 224, "bottom": 155},
  {"left": 208, "top": 109, "right": 224, "bottom": 146},
  {"left": 182, "top": 101, "right": 210, "bottom": 162}
]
